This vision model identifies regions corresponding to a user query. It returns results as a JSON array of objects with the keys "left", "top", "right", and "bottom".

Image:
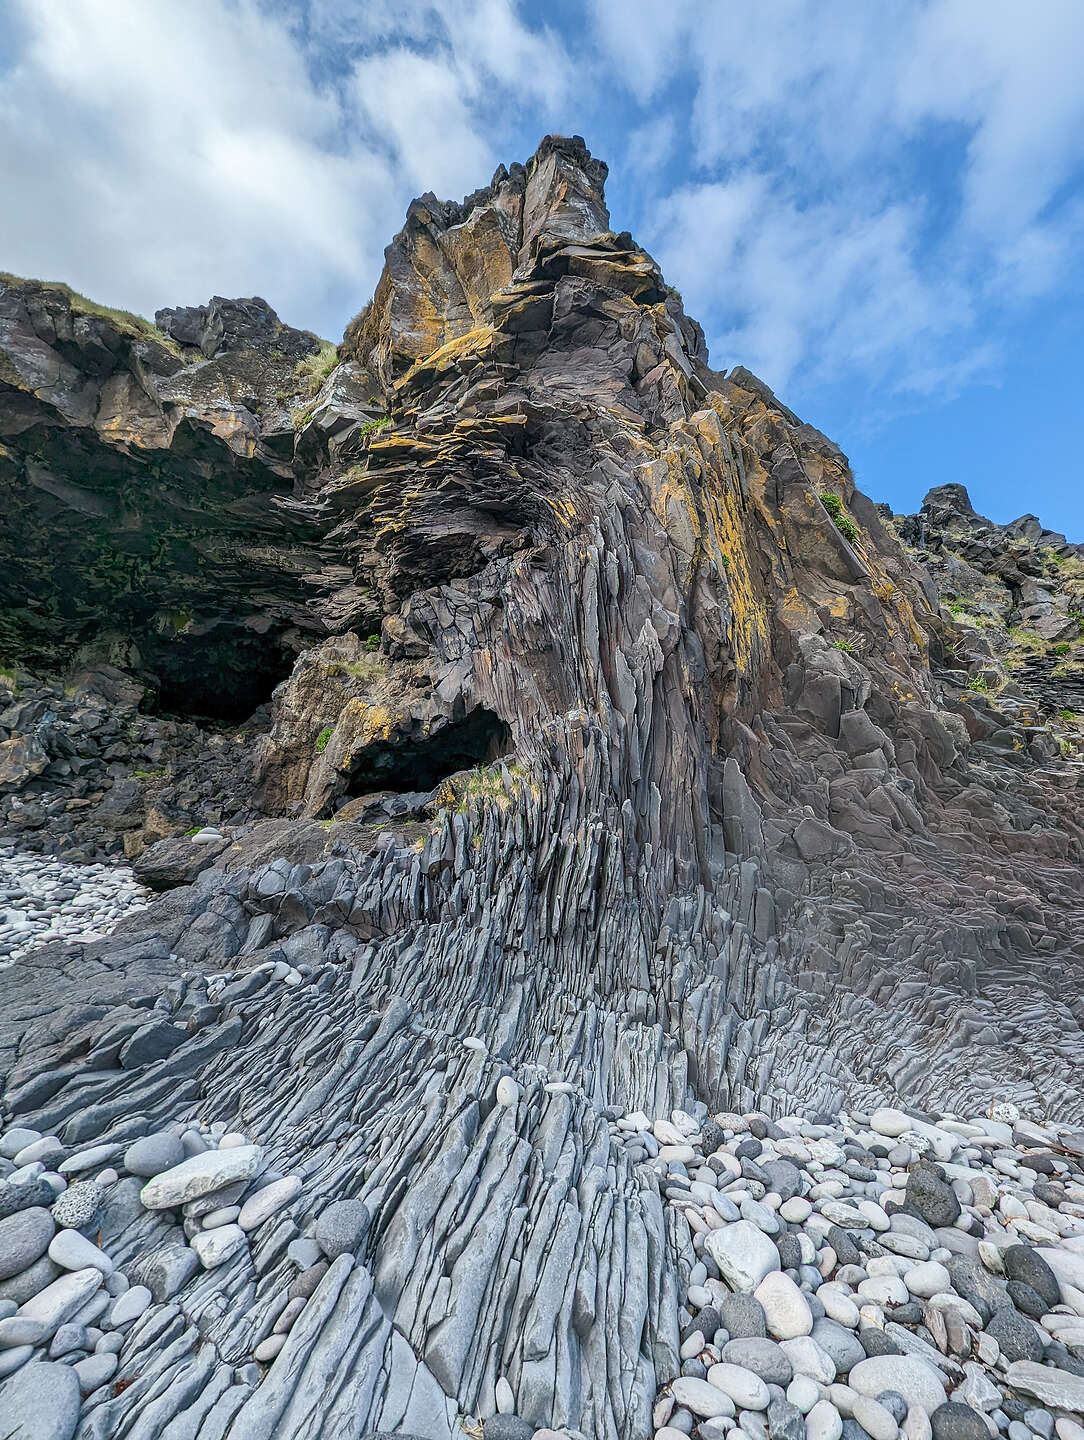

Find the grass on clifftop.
[
  {"left": 295, "top": 339, "right": 339, "bottom": 398},
  {"left": 0, "top": 272, "right": 182, "bottom": 356}
]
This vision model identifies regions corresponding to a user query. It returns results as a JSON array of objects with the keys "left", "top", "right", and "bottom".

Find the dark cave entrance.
[
  {"left": 344, "top": 706, "right": 512, "bottom": 797},
  {"left": 149, "top": 634, "right": 298, "bottom": 725}
]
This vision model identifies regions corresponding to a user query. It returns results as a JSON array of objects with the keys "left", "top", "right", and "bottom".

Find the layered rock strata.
[{"left": 0, "top": 137, "right": 1082, "bottom": 1440}]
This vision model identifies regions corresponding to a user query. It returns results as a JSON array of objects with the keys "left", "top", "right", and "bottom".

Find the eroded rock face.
[
  {"left": 1, "top": 136, "right": 1082, "bottom": 1439},
  {"left": 0, "top": 278, "right": 341, "bottom": 710}
]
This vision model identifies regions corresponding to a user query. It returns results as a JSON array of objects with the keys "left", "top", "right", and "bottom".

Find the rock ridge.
[{"left": 0, "top": 136, "right": 1082, "bottom": 1440}]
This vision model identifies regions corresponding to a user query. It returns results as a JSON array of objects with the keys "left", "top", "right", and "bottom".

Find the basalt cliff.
[{"left": 0, "top": 138, "right": 1082, "bottom": 1440}]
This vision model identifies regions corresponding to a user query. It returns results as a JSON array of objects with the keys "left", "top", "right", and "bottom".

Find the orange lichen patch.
[
  {"left": 396, "top": 325, "right": 495, "bottom": 395},
  {"left": 545, "top": 495, "right": 579, "bottom": 527}
]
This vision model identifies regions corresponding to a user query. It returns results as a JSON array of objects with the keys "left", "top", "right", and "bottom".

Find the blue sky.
[{"left": 2, "top": 0, "right": 1082, "bottom": 537}]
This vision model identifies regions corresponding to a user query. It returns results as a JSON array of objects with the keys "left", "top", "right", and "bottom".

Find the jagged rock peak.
[
  {"left": 340, "top": 133, "right": 674, "bottom": 387},
  {"left": 154, "top": 295, "right": 321, "bottom": 362}
]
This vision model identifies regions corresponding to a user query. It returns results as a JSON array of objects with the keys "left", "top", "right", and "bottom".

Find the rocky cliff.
[{"left": 0, "top": 138, "right": 1082, "bottom": 1440}]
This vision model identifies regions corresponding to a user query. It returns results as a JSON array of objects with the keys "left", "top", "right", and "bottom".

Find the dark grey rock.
[
  {"left": 878, "top": 1392, "right": 908, "bottom": 1424},
  {"left": 905, "top": 1167, "right": 961, "bottom": 1229},
  {"left": 985, "top": 1306, "right": 1044, "bottom": 1363},
  {"left": 947, "top": 1255, "right": 1007, "bottom": 1325},
  {"left": 859, "top": 1328, "right": 903, "bottom": 1358},
  {"left": 841, "top": 1420, "right": 873, "bottom": 1440},
  {"left": 722, "top": 1337, "right": 793, "bottom": 1386},
  {"left": 130, "top": 1242, "right": 199, "bottom": 1302},
  {"left": 812, "top": 1317, "right": 866, "bottom": 1375},
  {"left": 762, "top": 1160, "right": 803, "bottom": 1202},
  {"left": 720, "top": 1293, "right": 767, "bottom": 1339},
  {"left": 1006, "top": 1280, "right": 1049, "bottom": 1320},
  {"left": 930, "top": 1403, "right": 989, "bottom": 1440},
  {"left": 776, "top": 1235, "right": 802, "bottom": 1270},
  {"left": 118, "top": 1020, "right": 187, "bottom": 1069},
  {"left": 767, "top": 1396, "right": 805, "bottom": 1440},
  {"left": 699, "top": 1121, "right": 726, "bottom": 1156},
  {"left": 828, "top": 1226, "right": 862, "bottom": 1267},
  {"left": 483, "top": 1418, "right": 534, "bottom": 1440},
  {"left": 288, "top": 1260, "right": 329, "bottom": 1300},
  {"left": 1002, "top": 1246, "right": 1060, "bottom": 1311},
  {"left": 0, "top": 1179, "right": 56, "bottom": 1221}
]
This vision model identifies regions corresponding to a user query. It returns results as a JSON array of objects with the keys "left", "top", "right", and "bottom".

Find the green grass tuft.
[
  {"left": 820, "top": 490, "right": 860, "bottom": 544},
  {"left": 295, "top": 339, "right": 339, "bottom": 398},
  {"left": 315, "top": 726, "right": 333, "bottom": 753},
  {"left": 0, "top": 272, "right": 182, "bottom": 356}
]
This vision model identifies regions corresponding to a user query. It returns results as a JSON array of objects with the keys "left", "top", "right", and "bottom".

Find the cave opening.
[
  {"left": 149, "top": 634, "right": 298, "bottom": 725},
  {"left": 344, "top": 706, "right": 512, "bottom": 798}
]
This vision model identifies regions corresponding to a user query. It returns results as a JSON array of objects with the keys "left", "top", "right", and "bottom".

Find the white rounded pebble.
[
  {"left": 672, "top": 1375, "right": 736, "bottom": 1418},
  {"left": 190, "top": 1224, "right": 248, "bottom": 1269},
  {"left": 109, "top": 1285, "right": 152, "bottom": 1327},
  {"left": 869, "top": 1109, "right": 912, "bottom": 1138},
  {"left": 496, "top": 1077, "right": 520, "bottom": 1107},
  {"left": 852, "top": 1396, "right": 898, "bottom": 1440},
  {"left": 848, "top": 1356, "right": 947, "bottom": 1414},
  {"left": 806, "top": 1400, "right": 844, "bottom": 1440},
  {"left": 779, "top": 1197, "right": 812, "bottom": 1223},
  {"left": 705, "top": 1362, "right": 770, "bottom": 1410},
  {"left": 787, "top": 1375, "right": 821, "bottom": 1414},
  {"left": 817, "top": 1283, "right": 861, "bottom": 1328},
  {"left": 238, "top": 1175, "right": 303, "bottom": 1233},
  {"left": 754, "top": 1271, "right": 813, "bottom": 1339},
  {"left": 904, "top": 1260, "right": 951, "bottom": 1299},
  {"left": 254, "top": 1333, "right": 287, "bottom": 1363},
  {"left": 140, "top": 1146, "right": 264, "bottom": 1209},
  {"left": 47, "top": 1231, "right": 114, "bottom": 1276},
  {"left": 495, "top": 1376, "right": 514, "bottom": 1413},
  {"left": 780, "top": 1336, "right": 836, "bottom": 1384},
  {"left": 704, "top": 1221, "right": 780, "bottom": 1293},
  {"left": 201, "top": 1205, "right": 241, "bottom": 1230},
  {"left": 857, "top": 1274, "right": 909, "bottom": 1307}
]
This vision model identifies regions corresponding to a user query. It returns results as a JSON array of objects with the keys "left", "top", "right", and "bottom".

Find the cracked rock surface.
[{"left": 0, "top": 136, "right": 1082, "bottom": 1440}]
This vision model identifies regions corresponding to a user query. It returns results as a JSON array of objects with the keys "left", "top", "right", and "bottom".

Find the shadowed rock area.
[{"left": 0, "top": 137, "right": 1082, "bottom": 1440}]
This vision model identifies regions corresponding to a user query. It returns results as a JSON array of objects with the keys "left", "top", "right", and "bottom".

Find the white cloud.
[
  {"left": 591, "top": 0, "right": 1084, "bottom": 402},
  {"left": 0, "top": 0, "right": 571, "bottom": 336},
  {"left": 1, "top": 0, "right": 1081, "bottom": 411}
]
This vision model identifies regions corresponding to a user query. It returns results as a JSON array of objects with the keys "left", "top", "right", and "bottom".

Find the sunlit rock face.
[{"left": 0, "top": 137, "right": 1081, "bottom": 1440}]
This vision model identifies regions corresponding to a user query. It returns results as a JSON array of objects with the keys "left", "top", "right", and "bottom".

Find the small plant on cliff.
[
  {"left": 966, "top": 675, "right": 990, "bottom": 693},
  {"left": 1060, "top": 709, "right": 1078, "bottom": 722},
  {"left": 315, "top": 726, "right": 333, "bottom": 753},
  {"left": 1053, "top": 642, "right": 1071, "bottom": 656},
  {"left": 326, "top": 655, "right": 382, "bottom": 681},
  {"left": 364, "top": 633, "right": 380, "bottom": 651},
  {"left": 0, "top": 272, "right": 183, "bottom": 357},
  {"left": 360, "top": 415, "right": 392, "bottom": 439},
  {"left": 820, "top": 491, "right": 860, "bottom": 544},
  {"left": 832, "top": 639, "right": 855, "bottom": 654},
  {"left": 295, "top": 339, "right": 339, "bottom": 398}
]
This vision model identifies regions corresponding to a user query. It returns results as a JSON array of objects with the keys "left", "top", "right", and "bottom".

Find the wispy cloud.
[
  {"left": 0, "top": 0, "right": 1081, "bottom": 418},
  {"left": 0, "top": 0, "right": 570, "bottom": 335},
  {"left": 591, "top": 0, "right": 1084, "bottom": 402}
]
